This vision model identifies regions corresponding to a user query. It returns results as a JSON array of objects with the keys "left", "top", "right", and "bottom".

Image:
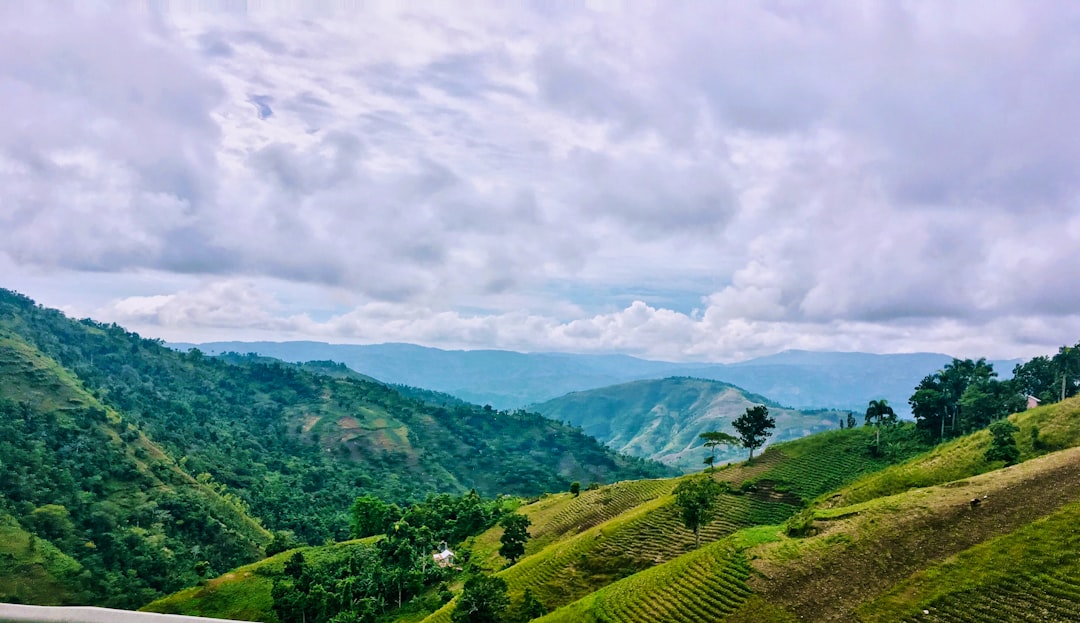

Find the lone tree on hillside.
[
  {"left": 985, "top": 420, "right": 1020, "bottom": 466},
  {"left": 699, "top": 431, "right": 739, "bottom": 472},
  {"left": 498, "top": 513, "right": 531, "bottom": 564},
  {"left": 732, "top": 405, "right": 775, "bottom": 463},
  {"left": 674, "top": 475, "right": 724, "bottom": 548},
  {"left": 452, "top": 573, "right": 510, "bottom": 623},
  {"left": 864, "top": 399, "right": 897, "bottom": 455}
]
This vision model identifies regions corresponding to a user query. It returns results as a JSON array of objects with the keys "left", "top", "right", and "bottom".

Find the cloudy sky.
[{"left": 2, "top": 0, "right": 1079, "bottom": 362}]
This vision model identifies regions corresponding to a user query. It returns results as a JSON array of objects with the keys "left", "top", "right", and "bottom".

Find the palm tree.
[{"left": 865, "top": 399, "right": 896, "bottom": 453}]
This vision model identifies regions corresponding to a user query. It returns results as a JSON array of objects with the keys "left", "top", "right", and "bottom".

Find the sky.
[{"left": 2, "top": 0, "right": 1079, "bottom": 362}]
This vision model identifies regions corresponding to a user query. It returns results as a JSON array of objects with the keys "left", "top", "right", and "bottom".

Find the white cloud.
[{"left": 3, "top": 1, "right": 1080, "bottom": 362}]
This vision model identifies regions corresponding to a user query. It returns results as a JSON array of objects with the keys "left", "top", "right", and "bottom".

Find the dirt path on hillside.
[{"left": 744, "top": 446, "right": 1080, "bottom": 623}]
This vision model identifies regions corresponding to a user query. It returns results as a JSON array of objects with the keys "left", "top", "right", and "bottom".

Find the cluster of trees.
[
  {"left": 0, "top": 398, "right": 262, "bottom": 608},
  {"left": 349, "top": 491, "right": 510, "bottom": 545},
  {"left": 275, "top": 490, "right": 532, "bottom": 623},
  {"left": 699, "top": 404, "right": 777, "bottom": 469},
  {"left": 910, "top": 346, "right": 1078, "bottom": 443},
  {"left": 909, "top": 358, "right": 1025, "bottom": 440},
  {"left": 1011, "top": 344, "right": 1080, "bottom": 404}
]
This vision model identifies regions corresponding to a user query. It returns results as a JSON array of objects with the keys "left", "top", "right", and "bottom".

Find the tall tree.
[
  {"left": 864, "top": 399, "right": 896, "bottom": 454},
  {"left": 732, "top": 405, "right": 775, "bottom": 463},
  {"left": 452, "top": 574, "right": 510, "bottom": 623},
  {"left": 985, "top": 420, "right": 1020, "bottom": 466},
  {"left": 349, "top": 495, "right": 398, "bottom": 539},
  {"left": 498, "top": 513, "right": 531, "bottom": 565},
  {"left": 910, "top": 358, "right": 997, "bottom": 440},
  {"left": 673, "top": 475, "right": 724, "bottom": 548},
  {"left": 699, "top": 431, "right": 739, "bottom": 472}
]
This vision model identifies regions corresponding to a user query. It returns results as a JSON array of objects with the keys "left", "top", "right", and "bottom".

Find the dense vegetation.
[{"left": 0, "top": 288, "right": 667, "bottom": 608}]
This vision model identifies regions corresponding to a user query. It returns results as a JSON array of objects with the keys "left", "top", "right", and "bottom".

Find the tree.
[
  {"left": 498, "top": 513, "right": 531, "bottom": 564},
  {"left": 732, "top": 405, "right": 775, "bottom": 463},
  {"left": 350, "top": 495, "right": 397, "bottom": 539},
  {"left": 985, "top": 420, "right": 1020, "bottom": 466},
  {"left": 569, "top": 481, "right": 581, "bottom": 497},
  {"left": 910, "top": 358, "right": 998, "bottom": 440},
  {"left": 699, "top": 431, "right": 739, "bottom": 472},
  {"left": 864, "top": 399, "right": 896, "bottom": 454},
  {"left": 959, "top": 380, "right": 1025, "bottom": 432},
  {"left": 377, "top": 520, "right": 434, "bottom": 608},
  {"left": 673, "top": 475, "right": 723, "bottom": 548},
  {"left": 452, "top": 574, "right": 510, "bottom": 623}
]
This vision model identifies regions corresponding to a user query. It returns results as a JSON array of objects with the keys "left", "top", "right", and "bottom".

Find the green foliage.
[
  {"left": 451, "top": 574, "right": 509, "bottom": 623},
  {"left": 909, "top": 357, "right": 1023, "bottom": 440},
  {"left": 506, "top": 587, "right": 547, "bottom": 623},
  {"left": 699, "top": 431, "right": 739, "bottom": 471},
  {"left": 0, "top": 288, "right": 668, "bottom": 608},
  {"left": 732, "top": 405, "right": 776, "bottom": 462},
  {"left": 568, "top": 482, "right": 580, "bottom": 497},
  {"left": 985, "top": 420, "right": 1020, "bottom": 465},
  {"left": 673, "top": 476, "right": 724, "bottom": 548},
  {"left": 499, "top": 514, "right": 531, "bottom": 564},
  {"left": 783, "top": 508, "right": 817, "bottom": 538},
  {"left": 350, "top": 495, "right": 398, "bottom": 539},
  {"left": 1012, "top": 343, "right": 1080, "bottom": 404}
]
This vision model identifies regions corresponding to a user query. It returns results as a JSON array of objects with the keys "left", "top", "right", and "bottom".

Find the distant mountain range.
[
  {"left": 531, "top": 377, "right": 848, "bottom": 471},
  {"left": 176, "top": 341, "right": 1021, "bottom": 415}
]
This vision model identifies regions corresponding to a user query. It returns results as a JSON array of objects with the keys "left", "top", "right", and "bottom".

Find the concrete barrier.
[{"left": 0, "top": 604, "right": 248, "bottom": 623}]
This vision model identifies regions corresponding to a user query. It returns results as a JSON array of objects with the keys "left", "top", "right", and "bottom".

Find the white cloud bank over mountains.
[{"left": 2, "top": 1, "right": 1079, "bottom": 361}]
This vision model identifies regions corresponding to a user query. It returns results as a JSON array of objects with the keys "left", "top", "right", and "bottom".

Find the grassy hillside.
[
  {"left": 533, "top": 377, "right": 852, "bottom": 471},
  {"left": 409, "top": 427, "right": 921, "bottom": 623},
  {"left": 516, "top": 398, "right": 1080, "bottom": 623},
  {"left": 152, "top": 425, "right": 925, "bottom": 622}
]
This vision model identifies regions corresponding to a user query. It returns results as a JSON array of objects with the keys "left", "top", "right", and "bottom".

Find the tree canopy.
[
  {"left": 732, "top": 405, "right": 776, "bottom": 463},
  {"left": 498, "top": 513, "right": 531, "bottom": 564},
  {"left": 699, "top": 431, "right": 739, "bottom": 471},
  {"left": 673, "top": 475, "right": 724, "bottom": 549}
]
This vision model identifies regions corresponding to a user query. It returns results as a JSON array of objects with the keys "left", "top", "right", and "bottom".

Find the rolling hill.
[
  {"left": 0, "top": 288, "right": 669, "bottom": 608},
  {"left": 531, "top": 377, "right": 849, "bottom": 471},
  {"left": 152, "top": 394, "right": 1080, "bottom": 623},
  {"left": 178, "top": 341, "right": 1020, "bottom": 415}
]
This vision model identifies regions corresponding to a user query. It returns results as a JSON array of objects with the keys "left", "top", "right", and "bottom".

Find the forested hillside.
[{"left": 0, "top": 289, "right": 668, "bottom": 608}]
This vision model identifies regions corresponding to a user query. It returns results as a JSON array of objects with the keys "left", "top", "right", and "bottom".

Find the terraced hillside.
[
  {"left": 152, "top": 398, "right": 1080, "bottom": 623},
  {"left": 528, "top": 396, "right": 1080, "bottom": 623},
  {"left": 416, "top": 427, "right": 913, "bottom": 623}
]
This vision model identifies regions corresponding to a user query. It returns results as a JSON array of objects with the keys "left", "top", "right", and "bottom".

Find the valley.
[{"left": 2, "top": 288, "right": 1079, "bottom": 622}]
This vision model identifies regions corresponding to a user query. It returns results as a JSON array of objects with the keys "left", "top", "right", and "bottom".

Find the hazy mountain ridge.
[
  {"left": 531, "top": 377, "right": 848, "bottom": 470},
  {"left": 179, "top": 341, "right": 1020, "bottom": 415}
]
